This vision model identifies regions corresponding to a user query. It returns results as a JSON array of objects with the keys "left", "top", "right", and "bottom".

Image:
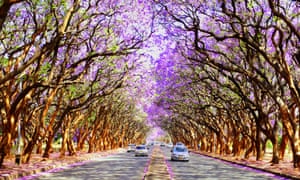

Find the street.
[
  {"left": 21, "top": 146, "right": 289, "bottom": 180},
  {"left": 160, "top": 147, "right": 286, "bottom": 180},
  {"left": 23, "top": 150, "right": 151, "bottom": 180}
]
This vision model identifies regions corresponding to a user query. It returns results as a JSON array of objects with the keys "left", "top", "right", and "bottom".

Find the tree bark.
[{"left": 279, "top": 132, "right": 289, "bottom": 159}]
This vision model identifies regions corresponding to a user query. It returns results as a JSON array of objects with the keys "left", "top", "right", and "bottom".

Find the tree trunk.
[
  {"left": 291, "top": 142, "right": 300, "bottom": 168},
  {"left": 280, "top": 105, "right": 299, "bottom": 167},
  {"left": 279, "top": 133, "right": 289, "bottom": 159},
  {"left": 200, "top": 138, "right": 207, "bottom": 151},
  {"left": 22, "top": 140, "right": 34, "bottom": 163},
  {"left": 244, "top": 141, "right": 254, "bottom": 159},
  {"left": 76, "top": 133, "right": 87, "bottom": 151},
  {"left": 271, "top": 144, "right": 280, "bottom": 164},
  {"left": 255, "top": 121, "right": 262, "bottom": 160},
  {"left": 0, "top": 134, "right": 13, "bottom": 167},
  {"left": 88, "top": 137, "right": 95, "bottom": 153},
  {"left": 36, "top": 140, "right": 43, "bottom": 154},
  {"left": 22, "top": 123, "right": 42, "bottom": 163},
  {"left": 42, "top": 133, "right": 54, "bottom": 158},
  {"left": 67, "top": 136, "right": 76, "bottom": 156},
  {"left": 232, "top": 133, "right": 241, "bottom": 157},
  {"left": 60, "top": 129, "right": 68, "bottom": 157}
]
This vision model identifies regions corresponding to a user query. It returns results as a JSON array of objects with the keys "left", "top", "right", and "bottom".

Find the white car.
[
  {"left": 127, "top": 144, "right": 136, "bottom": 152},
  {"left": 166, "top": 143, "right": 173, "bottom": 148},
  {"left": 171, "top": 146, "right": 189, "bottom": 161},
  {"left": 135, "top": 145, "right": 148, "bottom": 156}
]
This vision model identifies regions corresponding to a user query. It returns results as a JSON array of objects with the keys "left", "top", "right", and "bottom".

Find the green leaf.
[
  {"left": 110, "top": 44, "right": 119, "bottom": 52},
  {"left": 88, "top": 112, "right": 96, "bottom": 123},
  {"left": 62, "top": 0, "right": 67, "bottom": 9},
  {"left": 16, "top": 10, "right": 20, "bottom": 17},
  {"left": 273, "top": 16, "right": 279, "bottom": 22},
  {"left": 88, "top": 51, "right": 97, "bottom": 56},
  {"left": 248, "top": 1, "right": 254, "bottom": 8},
  {"left": 0, "top": 57, "right": 8, "bottom": 67},
  {"left": 40, "top": 62, "right": 51, "bottom": 75},
  {"left": 69, "top": 85, "right": 77, "bottom": 98},
  {"left": 256, "top": 11, "right": 263, "bottom": 17}
]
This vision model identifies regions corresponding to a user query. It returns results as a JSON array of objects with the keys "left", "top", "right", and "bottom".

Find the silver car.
[
  {"left": 127, "top": 144, "right": 136, "bottom": 152},
  {"left": 135, "top": 145, "right": 148, "bottom": 156},
  {"left": 171, "top": 146, "right": 189, "bottom": 161}
]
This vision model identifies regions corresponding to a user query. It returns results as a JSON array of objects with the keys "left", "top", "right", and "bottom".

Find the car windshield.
[
  {"left": 174, "top": 147, "right": 187, "bottom": 152},
  {"left": 136, "top": 146, "right": 146, "bottom": 150}
]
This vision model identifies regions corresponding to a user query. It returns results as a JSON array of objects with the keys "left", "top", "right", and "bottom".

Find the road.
[
  {"left": 20, "top": 146, "right": 290, "bottom": 180},
  {"left": 160, "top": 146, "right": 287, "bottom": 180},
  {"left": 24, "top": 150, "right": 151, "bottom": 180}
]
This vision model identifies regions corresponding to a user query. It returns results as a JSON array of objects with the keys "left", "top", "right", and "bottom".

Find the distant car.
[
  {"left": 160, "top": 143, "right": 165, "bottom": 147},
  {"left": 146, "top": 144, "right": 151, "bottom": 149},
  {"left": 175, "top": 142, "right": 185, "bottom": 146},
  {"left": 135, "top": 145, "right": 148, "bottom": 156},
  {"left": 166, "top": 143, "right": 173, "bottom": 148},
  {"left": 171, "top": 145, "right": 189, "bottom": 161},
  {"left": 127, "top": 144, "right": 136, "bottom": 152}
]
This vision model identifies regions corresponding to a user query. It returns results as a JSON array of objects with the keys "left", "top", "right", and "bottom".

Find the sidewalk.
[
  {"left": 0, "top": 149, "right": 124, "bottom": 180},
  {"left": 192, "top": 150, "right": 300, "bottom": 179}
]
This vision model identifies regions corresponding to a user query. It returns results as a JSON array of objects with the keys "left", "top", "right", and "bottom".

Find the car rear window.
[
  {"left": 175, "top": 147, "right": 187, "bottom": 152},
  {"left": 136, "top": 146, "right": 146, "bottom": 150}
]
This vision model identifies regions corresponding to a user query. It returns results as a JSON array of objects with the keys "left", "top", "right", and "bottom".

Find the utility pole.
[
  {"left": 15, "top": 119, "right": 21, "bottom": 165},
  {"left": 15, "top": 78, "right": 23, "bottom": 165}
]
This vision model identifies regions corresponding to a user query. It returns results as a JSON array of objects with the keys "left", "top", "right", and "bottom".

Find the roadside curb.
[{"left": 191, "top": 150, "right": 299, "bottom": 180}]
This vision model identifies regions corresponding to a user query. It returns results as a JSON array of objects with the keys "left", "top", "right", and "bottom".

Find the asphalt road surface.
[
  {"left": 161, "top": 146, "right": 289, "bottom": 180},
  {"left": 19, "top": 146, "right": 291, "bottom": 180},
  {"left": 23, "top": 150, "right": 151, "bottom": 180}
]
